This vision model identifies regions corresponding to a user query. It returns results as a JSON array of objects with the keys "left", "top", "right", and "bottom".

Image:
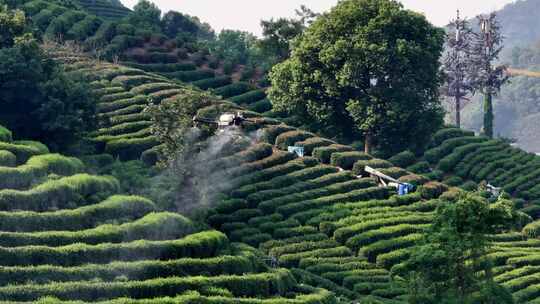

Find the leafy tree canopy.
[
  {"left": 127, "top": 0, "right": 162, "bottom": 33},
  {"left": 268, "top": 0, "right": 445, "bottom": 155},
  {"left": 399, "top": 192, "right": 526, "bottom": 304},
  {"left": 0, "top": 7, "right": 96, "bottom": 151}
]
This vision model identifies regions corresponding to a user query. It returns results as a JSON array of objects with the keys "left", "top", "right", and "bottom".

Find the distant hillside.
[
  {"left": 75, "top": 0, "right": 131, "bottom": 19},
  {"left": 459, "top": 0, "right": 540, "bottom": 153},
  {"left": 497, "top": 0, "right": 540, "bottom": 48}
]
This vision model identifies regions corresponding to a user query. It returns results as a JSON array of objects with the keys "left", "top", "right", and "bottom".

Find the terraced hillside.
[
  {"left": 0, "top": 124, "right": 335, "bottom": 303},
  {"left": 184, "top": 122, "right": 540, "bottom": 303},
  {"left": 14, "top": 0, "right": 272, "bottom": 115},
  {"left": 75, "top": 0, "right": 131, "bottom": 19},
  {"left": 46, "top": 49, "right": 276, "bottom": 162},
  {"left": 400, "top": 127, "right": 540, "bottom": 217}
]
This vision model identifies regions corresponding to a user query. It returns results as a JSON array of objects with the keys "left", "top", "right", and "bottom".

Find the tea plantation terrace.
[{"left": 0, "top": 124, "right": 335, "bottom": 303}]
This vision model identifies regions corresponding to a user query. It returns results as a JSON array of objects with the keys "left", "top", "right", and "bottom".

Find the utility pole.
[
  {"left": 442, "top": 10, "right": 475, "bottom": 128},
  {"left": 474, "top": 13, "right": 508, "bottom": 138}
]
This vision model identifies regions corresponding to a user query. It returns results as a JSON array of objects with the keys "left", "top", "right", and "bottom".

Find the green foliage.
[
  {"left": 0, "top": 33, "right": 96, "bottom": 150},
  {"left": 0, "top": 5, "right": 27, "bottom": 48},
  {"left": 144, "top": 87, "right": 217, "bottom": 167},
  {"left": 399, "top": 193, "right": 520, "bottom": 303},
  {"left": 269, "top": 0, "right": 445, "bottom": 154}
]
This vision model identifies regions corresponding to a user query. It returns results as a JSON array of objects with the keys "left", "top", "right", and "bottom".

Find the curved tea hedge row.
[
  {"left": 0, "top": 125, "right": 333, "bottom": 303},
  {"left": 406, "top": 127, "right": 540, "bottom": 217},
  {"left": 199, "top": 122, "right": 540, "bottom": 303}
]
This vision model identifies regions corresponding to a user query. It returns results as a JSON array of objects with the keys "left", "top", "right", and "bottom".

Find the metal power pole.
[{"left": 479, "top": 15, "right": 495, "bottom": 138}]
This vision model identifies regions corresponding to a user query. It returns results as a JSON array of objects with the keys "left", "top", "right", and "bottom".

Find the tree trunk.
[
  {"left": 455, "top": 96, "right": 461, "bottom": 128},
  {"left": 364, "top": 132, "right": 372, "bottom": 154},
  {"left": 483, "top": 93, "right": 494, "bottom": 138}
]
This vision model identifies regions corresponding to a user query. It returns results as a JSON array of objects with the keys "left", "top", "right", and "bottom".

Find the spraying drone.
[{"left": 193, "top": 112, "right": 255, "bottom": 132}]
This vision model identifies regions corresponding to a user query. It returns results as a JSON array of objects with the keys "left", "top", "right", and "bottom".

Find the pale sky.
[{"left": 120, "top": 0, "right": 516, "bottom": 36}]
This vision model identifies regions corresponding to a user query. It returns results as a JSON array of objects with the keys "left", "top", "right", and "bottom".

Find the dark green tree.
[
  {"left": 209, "top": 30, "right": 257, "bottom": 66},
  {"left": 268, "top": 0, "right": 445, "bottom": 155},
  {"left": 0, "top": 5, "right": 26, "bottom": 48},
  {"left": 257, "top": 5, "right": 318, "bottom": 65},
  {"left": 399, "top": 192, "right": 523, "bottom": 303},
  {"left": 0, "top": 7, "right": 96, "bottom": 150},
  {"left": 127, "top": 0, "right": 162, "bottom": 33}
]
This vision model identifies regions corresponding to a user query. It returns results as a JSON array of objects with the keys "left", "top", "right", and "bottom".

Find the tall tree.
[
  {"left": 472, "top": 13, "right": 509, "bottom": 138},
  {"left": 268, "top": 0, "right": 445, "bottom": 155},
  {"left": 127, "top": 0, "right": 162, "bottom": 33},
  {"left": 442, "top": 11, "right": 477, "bottom": 128},
  {"left": 399, "top": 192, "right": 524, "bottom": 304},
  {"left": 258, "top": 5, "right": 318, "bottom": 64}
]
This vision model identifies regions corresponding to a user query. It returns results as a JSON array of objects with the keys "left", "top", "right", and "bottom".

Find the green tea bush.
[
  {"left": 0, "top": 174, "right": 120, "bottom": 211},
  {"left": 0, "top": 151, "right": 16, "bottom": 167},
  {"left": 276, "top": 187, "right": 389, "bottom": 217},
  {"left": 162, "top": 69, "right": 215, "bottom": 82},
  {"left": 259, "top": 178, "right": 377, "bottom": 215},
  {"left": 419, "top": 181, "right": 448, "bottom": 199},
  {"left": 424, "top": 136, "right": 487, "bottom": 164},
  {"left": 275, "top": 131, "right": 315, "bottom": 150},
  {"left": 345, "top": 224, "right": 429, "bottom": 251},
  {"left": 0, "top": 269, "right": 297, "bottom": 301},
  {"left": 0, "top": 212, "right": 194, "bottom": 247},
  {"left": 246, "top": 172, "right": 353, "bottom": 206},
  {"left": 352, "top": 158, "right": 393, "bottom": 176},
  {"left": 0, "top": 230, "right": 228, "bottom": 267},
  {"left": 313, "top": 145, "right": 354, "bottom": 164},
  {"left": 279, "top": 247, "right": 352, "bottom": 268},
  {"left": 213, "top": 83, "right": 254, "bottom": 99},
  {"left": 124, "top": 62, "right": 197, "bottom": 73},
  {"left": 0, "top": 254, "right": 255, "bottom": 286},
  {"left": 97, "top": 95, "right": 148, "bottom": 113},
  {"left": 247, "top": 99, "right": 272, "bottom": 113},
  {"left": 430, "top": 128, "right": 475, "bottom": 147},
  {"left": 295, "top": 137, "right": 335, "bottom": 156},
  {"left": 229, "top": 89, "right": 266, "bottom": 105},
  {"left": 231, "top": 165, "right": 338, "bottom": 199},
  {"left": 104, "top": 136, "right": 160, "bottom": 161},
  {"left": 192, "top": 76, "right": 232, "bottom": 90},
  {"left": 406, "top": 161, "right": 431, "bottom": 174},
  {"left": 331, "top": 152, "right": 372, "bottom": 170},
  {"left": 0, "top": 154, "right": 84, "bottom": 189},
  {"left": 0, "top": 142, "right": 48, "bottom": 165},
  {"left": 130, "top": 82, "right": 178, "bottom": 95},
  {"left": 388, "top": 150, "right": 416, "bottom": 168},
  {"left": 100, "top": 91, "right": 136, "bottom": 103},
  {"left": 0, "top": 195, "right": 156, "bottom": 232},
  {"left": 260, "top": 125, "right": 296, "bottom": 144},
  {"left": 359, "top": 233, "right": 423, "bottom": 262},
  {"left": 0, "top": 126, "right": 12, "bottom": 142},
  {"left": 333, "top": 214, "right": 432, "bottom": 244}
]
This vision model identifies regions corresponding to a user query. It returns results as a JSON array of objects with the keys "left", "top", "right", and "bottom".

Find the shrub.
[
  {"left": 247, "top": 99, "right": 273, "bottom": 113},
  {"left": 8, "top": 195, "right": 153, "bottom": 233},
  {"left": 388, "top": 151, "right": 416, "bottom": 167},
  {"left": 0, "top": 212, "right": 194, "bottom": 247},
  {"left": 431, "top": 127, "right": 475, "bottom": 147},
  {"left": 443, "top": 176, "right": 464, "bottom": 187},
  {"left": 419, "top": 181, "right": 448, "bottom": 199},
  {"left": 0, "top": 154, "right": 84, "bottom": 189},
  {"left": 260, "top": 125, "right": 296, "bottom": 144},
  {"left": 130, "top": 82, "right": 178, "bottom": 95},
  {"left": 275, "top": 130, "right": 315, "bottom": 150},
  {"left": 406, "top": 161, "right": 431, "bottom": 174},
  {"left": 213, "top": 82, "right": 254, "bottom": 99},
  {"left": 0, "top": 173, "right": 120, "bottom": 211},
  {"left": 229, "top": 89, "right": 267, "bottom": 105},
  {"left": 105, "top": 136, "right": 160, "bottom": 161},
  {"left": 0, "top": 142, "right": 48, "bottom": 165},
  {"left": 0, "top": 255, "right": 255, "bottom": 286},
  {"left": 313, "top": 145, "right": 354, "bottom": 164},
  {"left": 424, "top": 136, "right": 487, "bottom": 164},
  {"left": 0, "top": 151, "right": 16, "bottom": 167},
  {"left": 295, "top": 137, "right": 335, "bottom": 156},
  {"left": 192, "top": 76, "right": 232, "bottom": 90},
  {"left": 352, "top": 158, "right": 392, "bottom": 175},
  {"left": 124, "top": 62, "right": 197, "bottom": 73},
  {"left": 398, "top": 174, "right": 429, "bottom": 186},
  {"left": 162, "top": 69, "right": 215, "bottom": 82},
  {"left": 0, "top": 126, "right": 12, "bottom": 142},
  {"left": 331, "top": 152, "right": 372, "bottom": 170},
  {"left": 0, "top": 230, "right": 228, "bottom": 267}
]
